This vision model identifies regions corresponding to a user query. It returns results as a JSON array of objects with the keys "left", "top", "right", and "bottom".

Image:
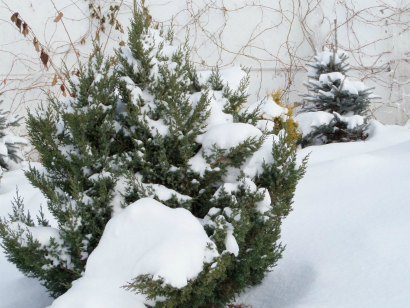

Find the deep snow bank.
[
  {"left": 49, "top": 198, "right": 218, "bottom": 308},
  {"left": 237, "top": 122, "right": 410, "bottom": 308}
]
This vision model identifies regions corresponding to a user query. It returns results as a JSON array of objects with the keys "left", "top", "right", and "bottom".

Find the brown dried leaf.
[
  {"left": 3, "top": 79, "right": 7, "bottom": 85},
  {"left": 119, "top": 40, "right": 125, "bottom": 46},
  {"left": 80, "top": 37, "right": 86, "bottom": 45},
  {"left": 54, "top": 12, "right": 63, "bottom": 23},
  {"left": 11, "top": 12, "right": 18, "bottom": 23},
  {"left": 40, "top": 49, "right": 49, "bottom": 68},
  {"left": 33, "top": 38, "right": 41, "bottom": 52},
  {"left": 51, "top": 75, "right": 58, "bottom": 86},
  {"left": 22, "top": 23, "right": 29, "bottom": 37},
  {"left": 95, "top": 29, "right": 100, "bottom": 41}
]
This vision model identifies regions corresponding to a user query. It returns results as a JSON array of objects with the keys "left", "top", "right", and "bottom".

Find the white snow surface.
[
  {"left": 296, "top": 111, "right": 365, "bottom": 136},
  {"left": 225, "top": 225, "right": 239, "bottom": 257},
  {"left": 2, "top": 124, "right": 410, "bottom": 307},
  {"left": 196, "top": 122, "right": 263, "bottom": 157},
  {"left": 190, "top": 91, "right": 233, "bottom": 129},
  {"left": 145, "top": 183, "right": 192, "bottom": 202},
  {"left": 318, "top": 72, "right": 368, "bottom": 96},
  {"left": 244, "top": 96, "right": 288, "bottom": 121},
  {"left": 8, "top": 223, "right": 61, "bottom": 248},
  {"left": 196, "top": 123, "right": 262, "bottom": 151},
  {"left": 48, "top": 198, "right": 219, "bottom": 308},
  {"left": 242, "top": 134, "right": 276, "bottom": 178},
  {"left": 236, "top": 122, "right": 410, "bottom": 307},
  {"left": 318, "top": 71, "right": 344, "bottom": 84},
  {"left": 340, "top": 113, "right": 365, "bottom": 129},
  {"left": 190, "top": 122, "right": 266, "bottom": 177},
  {"left": 295, "top": 111, "right": 335, "bottom": 135}
]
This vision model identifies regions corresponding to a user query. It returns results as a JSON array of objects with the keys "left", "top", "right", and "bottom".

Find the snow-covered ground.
[
  {"left": 238, "top": 122, "right": 410, "bottom": 307},
  {"left": 2, "top": 122, "right": 410, "bottom": 307}
]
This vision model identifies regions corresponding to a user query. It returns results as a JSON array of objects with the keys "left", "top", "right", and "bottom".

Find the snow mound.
[
  {"left": 296, "top": 111, "right": 365, "bottom": 136},
  {"left": 49, "top": 198, "right": 218, "bottom": 308},
  {"left": 237, "top": 124, "right": 410, "bottom": 308},
  {"left": 196, "top": 123, "right": 263, "bottom": 156},
  {"left": 190, "top": 123, "right": 264, "bottom": 176},
  {"left": 295, "top": 111, "right": 335, "bottom": 136},
  {"left": 244, "top": 96, "right": 288, "bottom": 120}
]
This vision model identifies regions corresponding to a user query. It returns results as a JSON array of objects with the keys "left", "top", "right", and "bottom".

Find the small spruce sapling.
[
  {"left": 0, "top": 100, "right": 26, "bottom": 174},
  {"left": 300, "top": 43, "right": 376, "bottom": 146}
]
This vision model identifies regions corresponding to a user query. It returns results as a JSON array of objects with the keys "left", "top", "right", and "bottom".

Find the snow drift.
[{"left": 49, "top": 198, "right": 218, "bottom": 308}]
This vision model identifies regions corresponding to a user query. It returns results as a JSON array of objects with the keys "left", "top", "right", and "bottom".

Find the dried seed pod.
[
  {"left": 22, "top": 22, "right": 29, "bottom": 37},
  {"left": 54, "top": 12, "right": 63, "bottom": 23},
  {"left": 40, "top": 49, "right": 49, "bottom": 68},
  {"left": 15, "top": 18, "right": 22, "bottom": 32},
  {"left": 51, "top": 74, "right": 58, "bottom": 86},
  {"left": 10, "top": 12, "right": 18, "bottom": 23},
  {"left": 33, "top": 38, "right": 41, "bottom": 52}
]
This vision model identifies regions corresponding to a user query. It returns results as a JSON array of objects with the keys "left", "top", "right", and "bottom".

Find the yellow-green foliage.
[{"left": 271, "top": 89, "right": 301, "bottom": 143}]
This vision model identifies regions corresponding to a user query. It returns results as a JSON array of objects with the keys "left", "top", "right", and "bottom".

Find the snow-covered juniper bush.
[
  {"left": 300, "top": 47, "right": 377, "bottom": 146},
  {"left": 116, "top": 7, "right": 307, "bottom": 307},
  {"left": 0, "top": 47, "right": 133, "bottom": 297},
  {"left": 1, "top": 5, "right": 306, "bottom": 306}
]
